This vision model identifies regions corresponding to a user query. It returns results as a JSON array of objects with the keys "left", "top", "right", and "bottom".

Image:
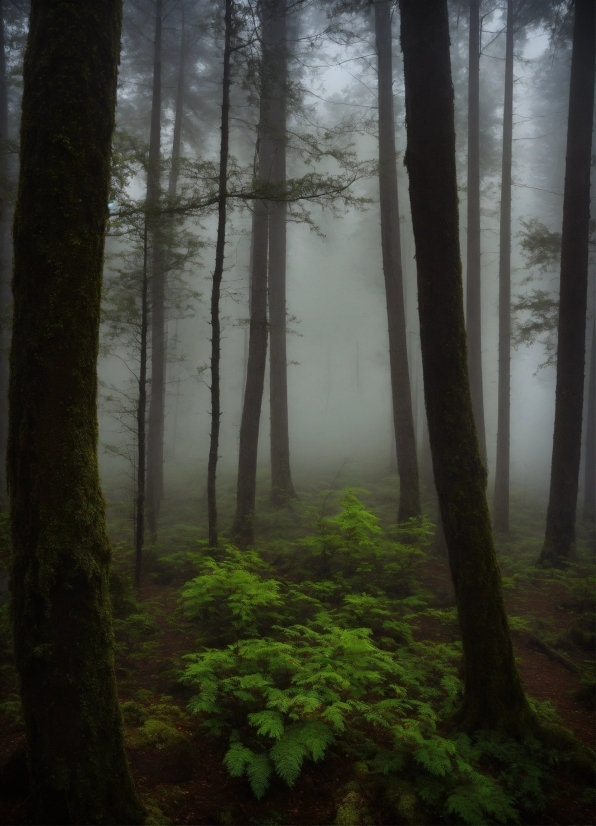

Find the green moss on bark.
[
  {"left": 9, "top": 1, "right": 144, "bottom": 822},
  {"left": 399, "top": 0, "right": 534, "bottom": 737}
]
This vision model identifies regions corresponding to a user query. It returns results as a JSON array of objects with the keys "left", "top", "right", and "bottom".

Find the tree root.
[{"left": 527, "top": 633, "right": 579, "bottom": 673}]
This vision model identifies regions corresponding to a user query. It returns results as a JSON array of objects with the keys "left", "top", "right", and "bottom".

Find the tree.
[
  {"left": 585, "top": 321, "right": 595, "bottom": 524},
  {"left": 8, "top": 0, "right": 144, "bottom": 821},
  {"left": 267, "top": 0, "right": 297, "bottom": 506},
  {"left": 146, "top": 0, "right": 167, "bottom": 542},
  {"left": 539, "top": 0, "right": 595, "bottom": 566},
  {"left": 493, "top": 0, "right": 556, "bottom": 532},
  {"left": 493, "top": 0, "right": 514, "bottom": 533},
  {"left": 372, "top": 0, "right": 420, "bottom": 522},
  {"left": 398, "top": 0, "right": 533, "bottom": 734},
  {"left": 232, "top": 9, "right": 275, "bottom": 545},
  {"left": 465, "top": 0, "right": 487, "bottom": 466},
  {"left": 135, "top": 222, "right": 149, "bottom": 586},
  {"left": 207, "top": 0, "right": 233, "bottom": 547},
  {"left": 0, "top": 0, "right": 11, "bottom": 505}
]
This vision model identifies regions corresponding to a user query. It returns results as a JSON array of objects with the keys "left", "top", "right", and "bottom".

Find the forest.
[{"left": 0, "top": 0, "right": 594, "bottom": 824}]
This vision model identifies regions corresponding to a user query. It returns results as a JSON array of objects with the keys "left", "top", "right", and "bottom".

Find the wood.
[
  {"left": 207, "top": 0, "right": 233, "bottom": 547},
  {"left": 540, "top": 0, "right": 595, "bottom": 564},
  {"left": 493, "top": 0, "right": 514, "bottom": 533},
  {"left": 373, "top": 0, "right": 421, "bottom": 522},
  {"left": 399, "top": 0, "right": 532, "bottom": 735}
]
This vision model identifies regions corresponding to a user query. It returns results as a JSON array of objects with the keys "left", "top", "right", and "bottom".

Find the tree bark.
[
  {"left": 207, "top": 0, "right": 233, "bottom": 547},
  {"left": 373, "top": 0, "right": 421, "bottom": 522},
  {"left": 168, "top": 8, "right": 185, "bottom": 201},
  {"left": 0, "top": 0, "right": 10, "bottom": 506},
  {"left": 584, "top": 321, "right": 595, "bottom": 523},
  {"left": 399, "top": 0, "right": 533, "bottom": 735},
  {"left": 268, "top": 0, "right": 296, "bottom": 506},
  {"left": 465, "top": 0, "right": 487, "bottom": 466},
  {"left": 8, "top": 1, "right": 144, "bottom": 821},
  {"left": 232, "top": 87, "right": 272, "bottom": 546},
  {"left": 135, "top": 221, "right": 149, "bottom": 588},
  {"left": 167, "top": 12, "right": 185, "bottom": 461},
  {"left": 146, "top": 0, "right": 166, "bottom": 543},
  {"left": 493, "top": 0, "right": 514, "bottom": 533},
  {"left": 540, "top": 0, "right": 595, "bottom": 565}
]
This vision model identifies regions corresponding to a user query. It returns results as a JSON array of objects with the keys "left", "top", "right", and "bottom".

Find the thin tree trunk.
[
  {"left": 540, "top": 0, "right": 595, "bottom": 565},
  {"left": 232, "top": 4, "right": 281, "bottom": 545},
  {"left": 373, "top": 0, "right": 420, "bottom": 522},
  {"left": 493, "top": 0, "right": 514, "bottom": 533},
  {"left": 232, "top": 200, "right": 269, "bottom": 545},
  {"left": 584, "top": 321, "right": 595, "bottom": 523},
  {"left": 166, "top": 13, "right": 186, "bottom": 462},
  {"left": 8, "top": 1, "right": 144, "bottom": 820},
  {"left": 0, "top": 0, "right": 10, "bottom": 505},
  {"left": 268, "top": 0, "right": 296, "bottom": 506},
  {"left": 168, "top": 8, "right": 185, "bottom": 200},
  {"left": 466, "top": 0, "right": 487, "bottom": 466},
  {"left": 146, "top": 0, "right": 166, "bottom": 543},
  {"left": 207, "top": 0, "right": 233, "bottom": 547},
  {"left": 135, "top": 221, "right": 149, "bottom": 588},
  {"left": 399, "top": 0, "right": 533, "bottom": 735}
]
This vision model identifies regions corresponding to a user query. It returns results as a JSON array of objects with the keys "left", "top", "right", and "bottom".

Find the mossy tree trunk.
[
  {"left": 584, "top": 321, "right": 595, "bottom": 524},
  {"left": 398, "top": 0, "right": 533, "bottom": 736},
  {"left": 135, "top": 220, "right": 149, "bottom": 588},
  {"left": 373, "top": 0, "right": 421, "bottom": 523},
  {"left": 0, "top": 0, "right": 10, "bottom": 506},
  {"left": 146, "top": 0, "right": 166, "bottom": 543},
  {"left": 232, "top": 89, "right": 272, "bottom": 546},
  {"left": 268, "top": 0, "right": 296, "bottom": 506},
  {"left": 493, "top": 0, "right": 514, "bottom": 533},
  {"left": 465, "top": 0, "right": 487, "bottom": 467},
  {"left": 539, "top": 0, "right": 595, "bottom": 565},
  {"left": 207, "top": 0, "right": 233, "bottom": 547},
  {"left": 8, "top": 1, "right": 144, "bottom": 822}
]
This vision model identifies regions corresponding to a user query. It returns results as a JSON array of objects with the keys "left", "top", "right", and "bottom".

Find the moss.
[
  {"left": 334, "top": 782, "right": 373, "bottom": 826},
  {"left": 126, "top": 718, "right": 195, "bottom": 783},
  {"left": 9, "top": 2, "right": 143, "bottom": 822},
  {"left": 383, "top": 780, "right": 426, "bottom": 825},
  {"left": 121, "top": 701, "right": 149, "bottom": 728},
  {"left": 399, "top": 0, "right": 534, "bottom": 738},
  {"left": 536, "top": 723, "right": 595, "bottom": 783}
]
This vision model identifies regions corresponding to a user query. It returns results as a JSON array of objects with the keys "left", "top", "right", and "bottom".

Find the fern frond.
[
  {"left": 270, "top": 734, "right": 309, "bottom": 786},
  {"left": 247, "top": 752, "right": 272, "bottom": 799},
  {"left": 248, "top": 710, "right": 285, "bottom": 740}
]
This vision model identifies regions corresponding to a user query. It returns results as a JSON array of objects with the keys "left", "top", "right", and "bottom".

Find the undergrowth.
[{"left": 176, "top": 490, "right": 588, "bottom": 823}]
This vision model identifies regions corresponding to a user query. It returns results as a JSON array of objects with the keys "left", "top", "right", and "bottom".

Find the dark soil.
[{"left": 0, "top": 555, "right": 593, "bottom": 825}]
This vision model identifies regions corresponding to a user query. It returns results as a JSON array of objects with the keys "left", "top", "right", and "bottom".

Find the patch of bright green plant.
[{"left": 177, "top": 492, "right": 585, "bottom": 821}]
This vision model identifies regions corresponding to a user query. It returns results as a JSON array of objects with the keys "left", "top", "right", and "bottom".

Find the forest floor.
[{"left": 0, "top": 483, "right": 593, "bottom": 825}]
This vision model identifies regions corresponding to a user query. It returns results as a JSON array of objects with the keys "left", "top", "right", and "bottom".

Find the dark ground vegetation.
[{"left": 0, "top": 472, "right": 593, "bottom": 825}]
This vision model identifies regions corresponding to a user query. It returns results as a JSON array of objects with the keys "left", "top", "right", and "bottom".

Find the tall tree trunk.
[
  {"left": 166, "top": 11, "right": 185, "bottom": 460},
  {"left": 135, "top": 221, "right": 149, "bottom": 588},
  {"left": 493, "top": 0, "right": 514, "bottom": 532},
  {"left": 540, "top": 0, "right": 595, "bottom": 565},
  {"left": 8, "top": 1, "right": 144, "bottom": 821},
  {"left": 207, "top": 0, "right": 233, "bottom": 547},
  {"left": 232, "top": 200, "right": 269, "bottom": 545},
  {"left": 146, "top": 0, "right": 166, "bottom": 543},
  {"left": 399, "top": 0, "right": 533, "bottom": 735},
  {"left": 373, "top": 0, "right": 420, "bottom": 522},
  {"left": 466, "top": 0, "right": 487, "bottom": 466},
  {"left": 232, "top": 61, "right": 273, "bottom": 545},
  {"left": 0, "top": 0, "right": 10, "bottom": 506},
  {"left": 268, "top": 0, "right": 296, "bottom": 506},
  {"left": 584, "top": 320, "right": 595, "bottom": 523},
  {"left": 168, "top": 8, "right": 185, "bottom": 200}
]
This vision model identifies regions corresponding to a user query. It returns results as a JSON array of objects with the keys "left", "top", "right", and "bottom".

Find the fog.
[{"left": 97, "top": 0, "right": 594, "bottom": 522}]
